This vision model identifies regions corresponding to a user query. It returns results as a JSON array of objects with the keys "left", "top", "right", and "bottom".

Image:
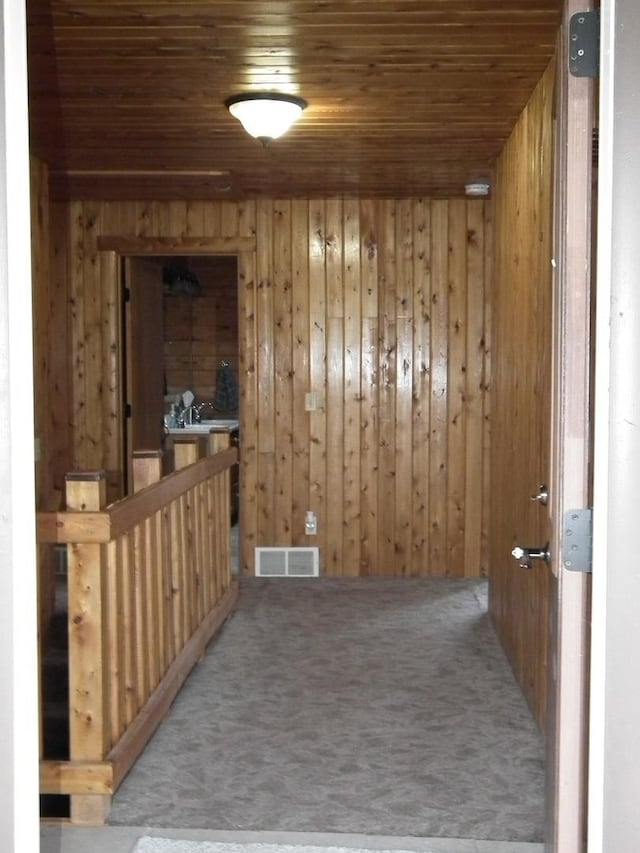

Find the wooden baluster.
[
  {"left": 171, "top": 438, "right": 198, "bottom": 644},
  {"left": 132, "top": 450, "right": 165, "bottom": 686},
  {"left": 65, "top": 470, "right": 111, "bottom": 824},
  {"left": 208, "top": 432, "right": 231, "bottom": 598}
]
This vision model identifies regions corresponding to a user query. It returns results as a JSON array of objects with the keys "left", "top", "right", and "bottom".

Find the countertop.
[{"left": 167, "top": 418, "right": 239, "bottom": 436}]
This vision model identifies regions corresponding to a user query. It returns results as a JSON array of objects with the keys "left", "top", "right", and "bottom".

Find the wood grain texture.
[
  {"left": 27, "top": 1, "right": 561, "bottom": 201},
  {"left": 30, "top": 156, "right": 60, "bottom": 673},
  {"left": 45, "top": 196, "right": 492, "bottom": 577},
  {"left": 489, "top": 60, "right": 555, "bottom": 729},
  {"left": 163, "top": 256, "right": 239, "bottom": 401}
]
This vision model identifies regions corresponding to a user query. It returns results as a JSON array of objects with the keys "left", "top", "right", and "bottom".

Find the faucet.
[
  {"left": 179, "top": 404, "right": 199, "bottom": 426},
  {"left": 194, "top": 400, "right": 219, "bottom": 419}
]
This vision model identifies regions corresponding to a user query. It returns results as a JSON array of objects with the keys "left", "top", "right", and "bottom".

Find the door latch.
[
  {"left": 511, "top": 543, "right": 551, "bottom": 570},
  {"left": 530, "top": 484, "right": 549, "bottom": 506}
]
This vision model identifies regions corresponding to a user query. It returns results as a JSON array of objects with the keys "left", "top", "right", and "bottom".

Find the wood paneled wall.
[
  {"left": 164, "top": 255, "right": 239, "bottom": 401},
  {"left": 41, "top": 195, "right": 492, "bottom": 577},
  {"left": 489, "top": 60, "right": 555, "bottom": 728},
  {"left": 31, "top": 157, "right": 71, "bottom": 649}
]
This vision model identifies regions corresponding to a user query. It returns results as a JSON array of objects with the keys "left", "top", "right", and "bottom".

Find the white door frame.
[
  {"left": 589, "top": 1, "right": 640, "bottom": 848},
  {"left": 0, "top": 0, "right": 41, "bottom": 851},
  {"left": 548, "top": 2, "right": 594, "bottom": 849},
  {"left": 3, "top": 0, "right": 640, "bottom": 850}
]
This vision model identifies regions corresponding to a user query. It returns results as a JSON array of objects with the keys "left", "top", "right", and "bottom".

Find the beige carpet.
[
  {"left": 110, "top": 578, "right": 545, "bottom": 842},
  {"left": 132, "top": 842, "right": 442, "bottom": 853}
]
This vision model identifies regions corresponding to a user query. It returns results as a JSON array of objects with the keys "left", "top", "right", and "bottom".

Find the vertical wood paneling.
[
  {"left": 429, "top": 201, "right": 450, "bottom": 574},
  {"left": 50, "top": 201, "right": 73, "bottom": 491},
  {"left": 238, "top": 241, "right": 257, "bottom": 574},
  {"left": 42, "top": 188, "right": 492, "bottom": 578},
  {"left": 326, "top": 200, "right": 344, "bottom": 574},
  {"left": 490, "top": 61, "right": 555, "bottom": 728},
  {"left": 411, "top": 199, "right": 431, "bottom": 576},
  {"left": 164, "top": 255, "right": 239, "bottom": 400},
  {"left": 395, "top": 201, "right": 414, "bottom": 575},
  {"left": 359, "top": 198, "right": 379, "bottom": 575},
  {"left": 291, "top": 200, "right": 310, "bottom": 543},
  {"left": 185, "top": 201, "right": 205, "bottom": 236},
  {"left": 360, "top": 317, "right": 378, "bottom": 575},
  {"left": 343, "top": 200, "right": 361, "bottom": 576},
  {"left": 464, "top": 203, "right": 486, "bottom": 577},
  {"left": 447, "top": 200, "right": 467, "bottom": 574},
  {"left": 273, "top": 201, "right": 293, "bottom": 544},
  {"left": 30, "top": 158, "right": 57, "bottom": 665},
  {"left": 481, "top": 201, "right": 493, "bottom": 578},
  {"left": 102, "top": 249, "right": 121, "bottom": 488},
  {"left": 69, "top": 202, "right": 87, "bottom": 471},
  {"left": 308, "top": 200, "right": 327, "bottom": 566},
  {"left": 256, "top": 199, "right": 276, "bottom": 547},
  {"left": 378, "top": 200, "right": 397, "bottom": 573}
]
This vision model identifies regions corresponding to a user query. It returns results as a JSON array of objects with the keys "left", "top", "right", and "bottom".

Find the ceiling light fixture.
[{"left": 225, "top": 93, "right": 307, "bottom": 145}]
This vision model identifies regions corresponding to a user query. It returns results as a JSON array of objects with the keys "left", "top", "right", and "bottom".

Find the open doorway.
[{"left": 123, "top": 254, "right": 240, "bottom": 569}]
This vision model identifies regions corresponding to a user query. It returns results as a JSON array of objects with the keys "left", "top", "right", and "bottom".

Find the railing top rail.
[{"left": 37, "top": 447, "right": 238, "bottom": 544}]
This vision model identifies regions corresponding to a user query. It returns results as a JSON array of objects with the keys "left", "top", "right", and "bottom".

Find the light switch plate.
[{"left": 305, "top": 392, "right": 317, "bottom": 411}]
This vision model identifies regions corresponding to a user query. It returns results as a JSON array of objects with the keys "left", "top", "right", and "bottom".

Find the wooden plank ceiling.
[{"left": 26, "top": 0, "right": 562, "bottom": 201}]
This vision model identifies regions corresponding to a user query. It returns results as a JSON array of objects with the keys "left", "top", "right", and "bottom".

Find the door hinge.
[
  {"left": 562, "top": 508, "right": 593, "bottom": 573},
  {"left": 125, "top": 402, "right": 132, "bottom": 418},
  {"left": 123, "top": 286, "right": 131, "bottom": 303},
  {"left": 569, "top": 10, "right": 600, "bottom": 78}
]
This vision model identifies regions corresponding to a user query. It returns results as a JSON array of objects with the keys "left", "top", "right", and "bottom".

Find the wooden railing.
[{"left": 37, "top": 437, "right": 238, "bottom": 824}]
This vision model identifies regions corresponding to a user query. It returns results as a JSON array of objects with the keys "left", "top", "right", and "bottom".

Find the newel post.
[{"left": 65, "top": 470, "right": 111, "bottom": 824}]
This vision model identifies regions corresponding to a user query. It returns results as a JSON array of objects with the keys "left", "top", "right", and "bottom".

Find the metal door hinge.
[
  {"left": 562, "top": 508, "right": 593, "bottom": 573},
  {"left": 569, "top": 10, "right": 600, "bottom": 78}
]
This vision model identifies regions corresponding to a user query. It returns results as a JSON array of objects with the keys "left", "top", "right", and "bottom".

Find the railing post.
[
  {"left": 132, "top": 449, "right": 163, "bottom": 492},
  {"left": 65, "top": 470, "right": 111, "bottom": 824},
  {"left": 207, "top": 432, "right": 230, "bottom": 455},
  {"left": 173, "top": 435, "right": 205, "bottom": 470},
  {"left": 207, "top": 432, "right": 233, "bottom": 593}
]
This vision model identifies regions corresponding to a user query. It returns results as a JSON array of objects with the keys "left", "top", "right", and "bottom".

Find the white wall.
[
  {"left": 590, "top": 0, "right": 640, "bottom": 849},
  {"left": 0, "top": 0, "right": 40, "bottom": 850}
]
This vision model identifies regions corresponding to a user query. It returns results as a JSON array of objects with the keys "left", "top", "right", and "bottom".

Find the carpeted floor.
[
  {"left": 132, "top": 842, "right": 449, "bottom": 853},
  {"left": 108, "top": 578, "right": 545, "bottom": 842}
]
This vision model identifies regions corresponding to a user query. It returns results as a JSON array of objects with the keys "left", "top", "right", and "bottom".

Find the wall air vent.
[{"left": 255, "top": 547, "right": 319, "bottom": 577}]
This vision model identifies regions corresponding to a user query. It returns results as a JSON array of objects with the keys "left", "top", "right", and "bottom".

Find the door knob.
[
  {"left": 530, "top": 484, "right": 549, "bottom": 505},
  {"left": 511, "top": 543, "right": 550, "bottom": 569}
]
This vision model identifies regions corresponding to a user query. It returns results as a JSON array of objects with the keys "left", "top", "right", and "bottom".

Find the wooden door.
[
  {"left": 124, "top": 256, "right": 165, "bottom": 492},
  {"left": 546, "top": 1, "right": 596, "bottom": 849}
]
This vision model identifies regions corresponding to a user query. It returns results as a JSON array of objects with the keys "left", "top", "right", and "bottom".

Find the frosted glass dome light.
[{"left": 225, "top": 93, "right": 307, "bottom": 144}]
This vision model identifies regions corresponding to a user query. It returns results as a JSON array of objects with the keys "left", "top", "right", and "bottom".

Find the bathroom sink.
[
  {"left": 167, "top": 418, "right": 239, "bottom": 436},
  {"left": 167, "top": 425, "right": 214, "bottom": 436},
  {"left": 199, "top": 419, "right": 239, "bottom": 429}
]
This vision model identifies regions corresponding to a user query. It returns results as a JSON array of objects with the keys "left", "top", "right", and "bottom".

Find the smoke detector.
[{"left": 465, "top": 181, "right": 491, "bottom": 197}]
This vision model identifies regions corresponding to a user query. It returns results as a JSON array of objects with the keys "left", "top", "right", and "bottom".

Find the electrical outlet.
[{"left": 305, "top": 392, "right": 318, "bottom": 412}]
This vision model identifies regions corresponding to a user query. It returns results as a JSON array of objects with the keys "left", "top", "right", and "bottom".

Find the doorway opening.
[{"left": 122, "top": 252, "right": 240, "bottom": 569}]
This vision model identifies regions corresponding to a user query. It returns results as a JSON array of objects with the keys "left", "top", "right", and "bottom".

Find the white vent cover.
[{"left": 255, "top": 547, "right": 319, "bottom": 577}]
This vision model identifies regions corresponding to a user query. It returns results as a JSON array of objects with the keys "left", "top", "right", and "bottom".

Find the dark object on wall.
[
  {"left": 163, "top": 263, "right": 202, "bottom": 296},
  {"left": 215, "top": 360, "right": 238, "bottom": 411},
  {"left": 569, "top": 10, "right": 600, "bottom": 78}
]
